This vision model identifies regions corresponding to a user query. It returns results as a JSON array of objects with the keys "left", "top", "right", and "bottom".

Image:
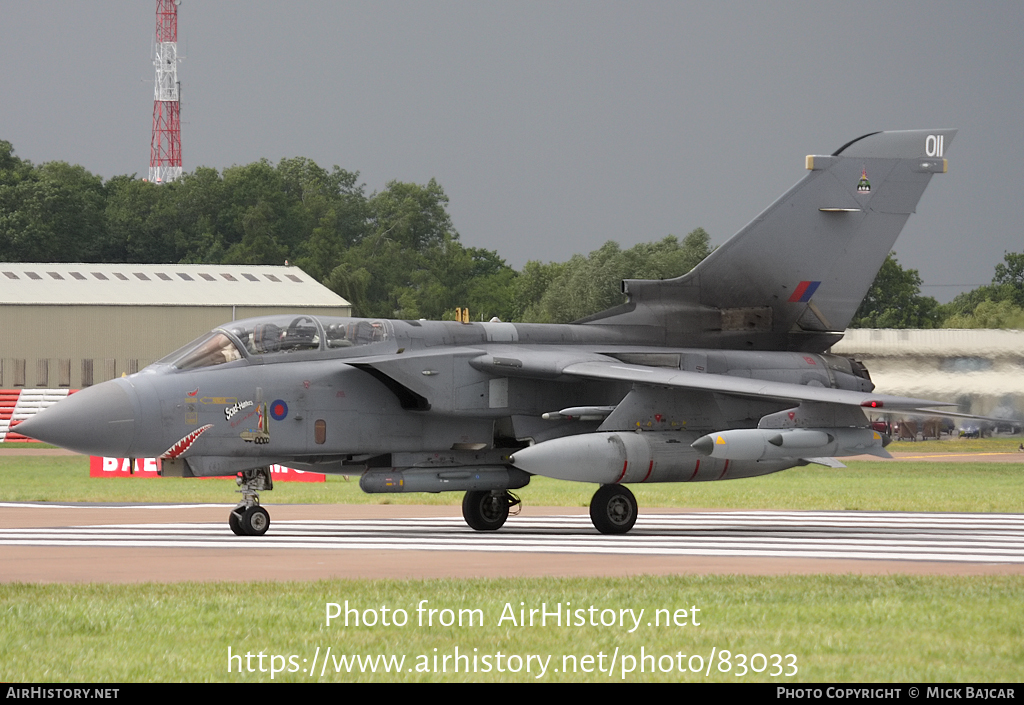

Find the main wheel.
[
  {"left": 462, "top": 490, "right": 510, "bottom": 531},
  {"left": 590, "top": 484, "right": 638, "bottom": 535},
  {"left": 228, "top": 509, "right": 245, "bottom": 536},
  {"left": 240, "top": 506, "right": 271, "bottom": 536}
]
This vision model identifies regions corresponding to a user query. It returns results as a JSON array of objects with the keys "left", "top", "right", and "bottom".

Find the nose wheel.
[
  {"left": 229, "top": 467, "right": 274, "bottom": 536},
  {"left": 230, "top": 505, "right": 270, "bottom": 536}
]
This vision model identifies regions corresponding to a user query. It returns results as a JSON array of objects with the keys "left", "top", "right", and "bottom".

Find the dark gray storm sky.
[{"left": 3, "top": 1, "right": 1022, "bottom": 301}]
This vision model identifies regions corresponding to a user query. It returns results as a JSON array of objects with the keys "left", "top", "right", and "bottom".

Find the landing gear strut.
[
  {"left": 229, "top": 466, "right": 273, "bottom": 536},
  {"left": 462, "top": 490, "right": 520, "bottom": 531},
  {"left": 589, "top": 484, "right": 638, "bottom": 535}
]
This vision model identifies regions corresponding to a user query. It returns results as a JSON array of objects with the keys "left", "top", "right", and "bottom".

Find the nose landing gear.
[{"left": 229, "top": 466, "right": 274, "bottom": 536}]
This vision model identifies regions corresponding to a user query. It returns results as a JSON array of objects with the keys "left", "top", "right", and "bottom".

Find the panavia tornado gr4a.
[{"left": 19, "top": 129, "right": 959, "bottom": 536}]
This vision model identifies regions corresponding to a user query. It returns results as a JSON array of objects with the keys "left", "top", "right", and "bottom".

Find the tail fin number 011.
[{"left": 925, "top": 134, "right": 944, "bottom": 157}]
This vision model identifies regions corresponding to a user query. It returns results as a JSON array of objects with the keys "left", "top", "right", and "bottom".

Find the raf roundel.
[{"left": 270, "top": 400, "right": 288, "bottom": 421}]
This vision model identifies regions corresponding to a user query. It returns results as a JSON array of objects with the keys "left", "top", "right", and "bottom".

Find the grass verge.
[{"left": 2, "top": 576, "right": 1021, "bottom": 683}]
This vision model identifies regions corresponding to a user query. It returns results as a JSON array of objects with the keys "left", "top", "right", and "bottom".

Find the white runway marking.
[{"left": 3, "top": 510, "right": 1024, "bottom": 564}]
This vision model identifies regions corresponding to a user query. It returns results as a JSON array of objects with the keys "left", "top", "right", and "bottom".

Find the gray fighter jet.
[{"left": 18, "top": 129, "right": 959, "bottom": 536}]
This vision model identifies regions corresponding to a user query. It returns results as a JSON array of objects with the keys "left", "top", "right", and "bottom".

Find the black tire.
[
  {"left": 462, "top": 490, "right": 510, "bottom": 531},
  {"left": 589, "top": 485, "right": 638, "bottom": 535},
  {"left": 240, "top": 506, "right": 271, "bottom": 536},
  {"left": 228, "top": 509, "right": 245, "bottom": 536}
]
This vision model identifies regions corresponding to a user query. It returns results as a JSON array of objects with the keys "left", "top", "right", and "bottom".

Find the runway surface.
[{"left": 2, "top": 503, "right": 1022, "bottom": 582}]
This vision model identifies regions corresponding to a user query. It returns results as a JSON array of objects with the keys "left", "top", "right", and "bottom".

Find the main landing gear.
[
  {"left": 459, "top": 486, "right": 638, "bottom": 534},
  {"left": 229, "top": 466, "right": 273, "bottom": 536},
  {"left": 462, "top": 490, "right": 521, "bottom": 531},
  {"left": 589, "top": 484, "right": 638, "bottom": 535}
]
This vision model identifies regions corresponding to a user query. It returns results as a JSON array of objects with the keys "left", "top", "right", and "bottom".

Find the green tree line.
[
  {"left": 0, "top": 141, "right": 710, "bottom": 323},
  {"left": 1, "top": 140, "right": 1020, "bottom": 328},
  {"left": 849, "top": 251, "right": 1024, "bottom": 329}
]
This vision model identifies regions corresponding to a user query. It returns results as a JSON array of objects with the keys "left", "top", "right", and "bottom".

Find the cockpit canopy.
[{"left": 158, "top": 315, "right": 393, "bottom": 370}]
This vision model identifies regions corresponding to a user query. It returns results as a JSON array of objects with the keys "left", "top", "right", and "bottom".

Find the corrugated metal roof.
[
  {"left": 833, "top": 328, "right": 1024, "bottom": 357},
  {"left": 0, "top": 263, "right": 349, "bottom": 307}
]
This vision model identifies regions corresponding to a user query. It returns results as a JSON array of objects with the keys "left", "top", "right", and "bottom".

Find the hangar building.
[
  {"left": 0, "top": 263, "right": 351, "bottom": 391},
  {"left": 831, "top": 328, "right": 1024, "bottom": 420}
]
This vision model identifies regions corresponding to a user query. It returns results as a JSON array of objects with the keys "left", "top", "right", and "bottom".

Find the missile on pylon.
[
  {"left": 690, "top": 427, "right": 891, "bottom": 461},
  {"left": 541, "top": 406, "right": 616, "bottom": 421},
  {"left": 360, "top": 466, "right": 530, "bottom": 494}
]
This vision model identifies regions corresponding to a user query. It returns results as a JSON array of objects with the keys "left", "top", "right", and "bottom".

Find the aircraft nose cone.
[{"left": 15, "top": 381, "right": 138, "bottom": 457}]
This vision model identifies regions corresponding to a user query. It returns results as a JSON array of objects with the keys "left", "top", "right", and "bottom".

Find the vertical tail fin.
[{"left": 587, "top": 129, "right": 956, "bottom": 351}]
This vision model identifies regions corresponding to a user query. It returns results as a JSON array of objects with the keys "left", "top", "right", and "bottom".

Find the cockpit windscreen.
[{"left": 159, "top": 315, "right": 392, "bottom": 370}]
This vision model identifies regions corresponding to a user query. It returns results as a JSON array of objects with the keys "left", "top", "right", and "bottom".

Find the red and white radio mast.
[{"left": 149, "top": 0, "right": 182, "bottom": 183}]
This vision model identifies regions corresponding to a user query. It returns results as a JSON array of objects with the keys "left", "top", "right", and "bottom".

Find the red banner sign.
[{"left": 89, "top": 457, "right": 325, "bottom": 482}]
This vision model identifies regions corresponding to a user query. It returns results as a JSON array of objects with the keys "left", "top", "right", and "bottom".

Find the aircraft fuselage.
[{"left": 27, "top": 314, "right": 873, "bottom": 484}]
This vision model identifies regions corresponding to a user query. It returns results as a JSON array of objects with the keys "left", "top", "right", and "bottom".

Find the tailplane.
[{"left": 584, "top": 129, "right": 955, "bottom": 351}]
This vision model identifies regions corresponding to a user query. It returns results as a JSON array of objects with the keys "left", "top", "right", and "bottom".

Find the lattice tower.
[{"left": 149, "top": 0, "right": 182, "bottom": 183}]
